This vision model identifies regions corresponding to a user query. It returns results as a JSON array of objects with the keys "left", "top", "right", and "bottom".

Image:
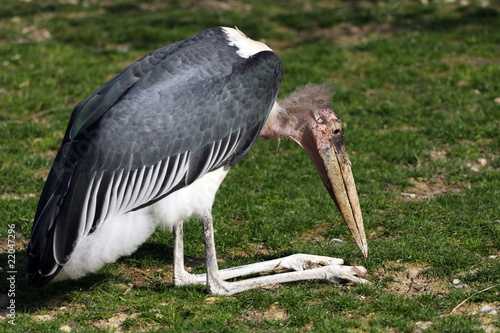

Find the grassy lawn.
[{"left": 1, "top": 0, "right": 499, "bottom": 331}]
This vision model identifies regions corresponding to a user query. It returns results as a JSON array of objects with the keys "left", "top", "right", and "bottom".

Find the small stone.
[
  {"left": 494, "top": 97, "right": 500, "bottom": 105},
  {"left": 477, "top": 158, "right": 487, "bottom": 166},
  {"left": 402, "top": 193, "right": 416, "bottom": 198},
  {"left": 330, "top": 238, "right": 343, "bottom": 243},
  {"left": 452, "top": 278, "right": 460, "bottom": 285},
  {"left": 33, "top": 314, "right": 54, "bottom": 322},
  {"left": 479, "top": 305, "right": 494, "bottom": 313},
  {"left": 18, "top": 80, "right": 30, "bottom": 88},
  {"left": 205, "top": 296, "right": 221, "bottom": 305},
  {"left": 407, "top": 269, "right": 419, "bottom": 279},
  {"left": 59, "top": 325, "right": 71, "bottom": 332},
  {"left": 470, "top": 166, "right": 480, "bottom": 172},
  {"left": 454, "top": 283, "right": 469, "bottom": 289},
  {"left": 490, "top": 310, "right": 498, "bottom": 315},
  {"left": 474, "top": 89, "right": 481, "bottom": 95}
]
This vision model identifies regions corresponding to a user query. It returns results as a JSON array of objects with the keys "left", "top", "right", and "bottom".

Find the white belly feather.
[{"left": 55, "top": 165, "right": 230, "bottom": 281}]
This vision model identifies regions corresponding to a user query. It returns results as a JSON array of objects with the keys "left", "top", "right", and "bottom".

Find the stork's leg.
[
  {"left": 172, "top": 223, "right": 187, "bottom": 285},
  {"left": 170, "top": 213, "right": 368, "bottom": 295},
  {"left": 172, "top": 222, "right": 205, "bottom": 286},
  {"left": 199, "top": 211, "right": 368, "bottom": 295},
  {"left": 201, "top": 211, "right": 231, "bottom": 294}
]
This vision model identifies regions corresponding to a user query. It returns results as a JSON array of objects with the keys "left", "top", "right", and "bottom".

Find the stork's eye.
[{"left": 333, "top": 129, "right": 341, "bottom": 135}]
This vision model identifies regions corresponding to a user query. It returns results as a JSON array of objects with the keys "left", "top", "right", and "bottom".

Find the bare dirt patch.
[
  {"left": 228, "top": 242, "right": 271, "bottom": 259},
  {"left": 371, "top": 261, "right": 449, "bottom": 296},
  {"left": 1, "top": 15, "right": 53, "bottom": 45},
  {"left": 242, "top": 303, "right": 289, "bottom": 323},
  {"left": 64, "top": 8, "right": 106, "bottom": 19},
  {"left": 0, "top": 238, "right": 29, "bottom": 253},
  {"left": 92, "top": 312, "right": 139, "bottom": 332},
  {"left": 398, "top": 176, "right": 463, "bottom": 202},
  {"left": 429, "top": 147, "right": 448, "bottom": 162},
  {"left": 117, "top": 263, "right": 172, "bottom": 287},
  {"left": 398, "top": 151, "right": 499, "bottom": 201},
  {"left": 377, "top": 124, "right": 419, "bottom": 134},
  {"left": 32, "top": 314, "right": 55, "bottom": 322},
  {"left": 314, "top": 22, "right": 400, "bottom": 46},
  {"left": 178, "top": 0, "right": 251, "bottom": 14},
  {"left": 0, "top": 192, "right": 38, "bottom": 200},
  {"left": 442, "top": 56, "right": 500, "bottom": 66},
  {"left": 464, "top": 156, "right": 497, "bottom": 173},
  {"left": 300, "top": 223, "right": 329, "bottom": 243}
]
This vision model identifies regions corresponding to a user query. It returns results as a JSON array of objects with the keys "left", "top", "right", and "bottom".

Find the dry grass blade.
[
  {"left": 450, "top": 284, "right": 500, "bottom": 314},
  {"left": 1, "top": 176, "right": 42, "bottom": 193}
]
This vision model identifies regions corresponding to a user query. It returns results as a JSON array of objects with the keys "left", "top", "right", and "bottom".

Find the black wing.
[{"left": 27, "top": 27, "right": 283, "bottom": 286}]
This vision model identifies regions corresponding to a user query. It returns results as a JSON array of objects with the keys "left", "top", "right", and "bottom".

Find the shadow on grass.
[
  {"left": 12, "top": 241, "right": 312, "bottom": 314},
  {"left": 9, "top": 242, "right": 174, "bottom": 313},
  {"left": 9, "top": 250, "right": 113, "bottom": 314},
  {"left": 392, "top": 5, "right": 499, "bottom": 31}
]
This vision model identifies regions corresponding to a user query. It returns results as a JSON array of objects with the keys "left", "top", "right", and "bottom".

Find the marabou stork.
[{"left": 27, "top": 27, "right": 368, "bottom": 295}]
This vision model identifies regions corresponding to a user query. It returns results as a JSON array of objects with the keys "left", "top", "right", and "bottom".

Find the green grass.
[{"left": 1, "top": 0, "right": 499, "bottom": 331}]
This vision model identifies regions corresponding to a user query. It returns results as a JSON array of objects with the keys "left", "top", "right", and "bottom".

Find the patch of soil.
[
  {"left": 117, "top": 264, "right": 172, "bottom": 287},
  {"left": 0, "top": 238, "right": 29, "bottom": 253},
  {"left": 300, "top": 223, "right": 330, "bottom": 243},
  {"left": 398, "top": 175, "right": 463, "bottom": 202},
  {"left": 32, "top": 314, "right": 55, "bottom": 322},
  {"left": 242, "top": 304, "right": 289, "bottom": 322},
  {"left": 178, "top": 0, "right": 251, "bottom": 14},
  {"left": 228, "top": 242, "right": 271, "bottom": 259},
  {"left": 464, "top": 157, "right": 495, "bottom": 173},
  {"left": 315, "top": 22, "right": 400, "bottom": 46},
  {"left": 397, "top": 150, "right": 498, "bottom": 202},
  {"left": 92, "top": 313, "right": 138, "bottom": 332},
  {"left": 0, "top": 192, "right": 37, "bottom": 200},
  {"left": 429, "top": 147, "right": 448, "bottom": 162},
  {"left": 377, "top": 124, "right": 419, "bottom": 134},
  {"left": 442, "top": 56, "right": 500, "bottom": 66},
  {"left": 371, "top": 261, "right": 449, "bottom": 297}
]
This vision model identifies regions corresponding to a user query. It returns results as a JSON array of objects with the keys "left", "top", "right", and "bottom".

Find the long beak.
[{"left": 296, "top": 105, "right": 368, "bottom": 257}]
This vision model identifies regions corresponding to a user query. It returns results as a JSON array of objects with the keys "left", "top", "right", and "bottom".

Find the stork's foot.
[
  {"left": 173, "top": 214, "right": 368, "bottom": 295},
  {"left": 212, "top": 253, "right": 368, "bottom": 295},
  {"left": 210, "top": 257, "right": 368, "bottom": 295},
  {"left": 173, "top": 268, "right": 205, "bottom": 287},
  {"left": 172, "top": 253, "right": 368, "bottom": 295}
]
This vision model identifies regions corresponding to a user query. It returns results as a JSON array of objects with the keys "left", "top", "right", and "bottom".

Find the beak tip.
[{"left": 358, "top": 241, "right": 368, "bottom": 258}]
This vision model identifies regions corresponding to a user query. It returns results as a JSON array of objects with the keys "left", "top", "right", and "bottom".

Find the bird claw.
[
  {"left": 327, "top": 265, "right": 370, "bottom": 285},
  {"left": 277, "top": 253, "right": 369, "bottom": 285},
  {"left": 277, "top": 253, "right": 344, "bottom": 271}
]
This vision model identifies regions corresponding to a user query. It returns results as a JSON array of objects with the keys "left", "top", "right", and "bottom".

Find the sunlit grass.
[{"left": 1, "top": 0, "right": 499, "bottom": 331}]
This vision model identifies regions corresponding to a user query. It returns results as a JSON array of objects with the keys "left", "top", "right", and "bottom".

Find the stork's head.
[{"left": 260, "top": 84, "right": 368, "bottom": 257}]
